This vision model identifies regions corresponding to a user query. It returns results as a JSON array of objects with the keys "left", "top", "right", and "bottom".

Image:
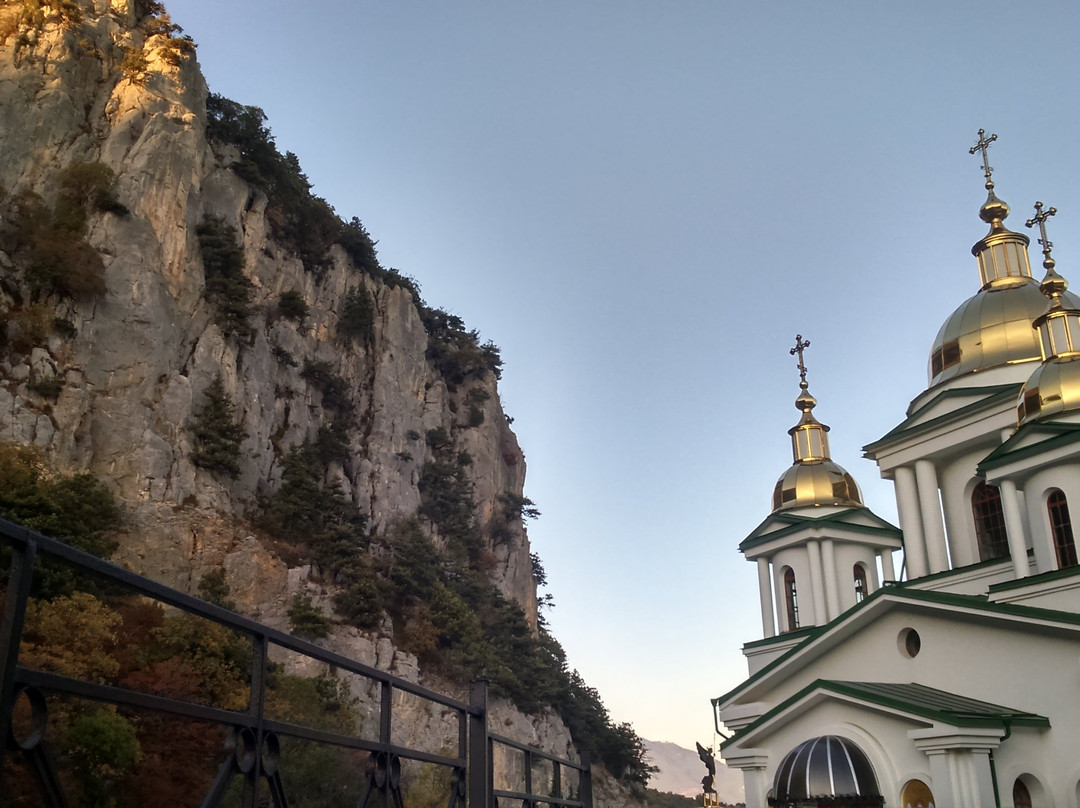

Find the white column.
[
  {"left": 741, "top": 767, "right": 769, "bottom": 808},
  {"left": 911, "top": 728, "right": 1002, "bottom": 808},
  {"left": 807, "top": 541, "right": 827, "bottom": 626},
  {"left": 821, "top": 539, "right": 840, "bottom": 620},
  {"left": 915, "top": 459, "right": 950, "bottom": 573},
  {"left": 757, "top": 557, "right": 775, "bottom": 638},
  {"left": 894, "top": 466, "right": 929, "bottom": 578},
  {"left": 998, "top": 478, "right": 1029, "bottom": 579},
  {"left": 879, "top": 549, "right": 896, "bottom": 583},
  {"left": 721, "top": 752, "right": 770, "bottom": 808}
]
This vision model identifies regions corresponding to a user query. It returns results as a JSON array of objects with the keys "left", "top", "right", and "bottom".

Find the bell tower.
[{"left": 739, "top": 337, "right": 902, "bottom": 667}]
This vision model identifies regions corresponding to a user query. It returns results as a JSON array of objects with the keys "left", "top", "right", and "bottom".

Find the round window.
[{"left": 898, "top": 627, "right": 921, "bottom": 658}]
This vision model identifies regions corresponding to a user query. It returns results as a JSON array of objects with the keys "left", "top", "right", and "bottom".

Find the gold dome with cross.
[
  {"left": 929, "top": 131, "right": 1080, "bottom": 388},
  {"left": 772, "top": 335, "right": 863, "bottom": 512}
]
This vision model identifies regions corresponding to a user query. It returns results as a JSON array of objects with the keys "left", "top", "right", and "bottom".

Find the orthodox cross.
[
  {"left": 1026, "top": 201, "right": 1058, "bottom": 266},
  {"left": 790, "top": 335, "right": 810, "bottom": 387},
  {"left": 969, "top": 129, "right": 998, "bottom": 187}
]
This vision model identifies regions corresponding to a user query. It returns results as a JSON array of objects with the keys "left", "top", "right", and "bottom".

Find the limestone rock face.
[{"left": 0, "top": 0, "right": 534, "bottom": 621}]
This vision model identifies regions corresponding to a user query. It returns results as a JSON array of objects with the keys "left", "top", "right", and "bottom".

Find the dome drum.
[{"left": 972, "top": 228, "right": 1031, "bottom": 289}]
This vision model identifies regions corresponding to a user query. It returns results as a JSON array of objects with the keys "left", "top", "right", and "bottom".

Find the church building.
[{"left": 713, "top": 132, "right": 1080, "bottom": 808}]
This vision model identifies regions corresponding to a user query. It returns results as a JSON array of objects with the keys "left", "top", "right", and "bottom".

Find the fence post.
[
  {"left": 0, "top": 536, "right": 36, "bottom": 774},
  {"left": 579, "top": 751, "right": 593, "bottom": 808},
  {"left": 245, "top": 633, "right": 269, "bottom": 808},
  {"left": 469, "top": 679, "right": 490, "bottom": 808}
]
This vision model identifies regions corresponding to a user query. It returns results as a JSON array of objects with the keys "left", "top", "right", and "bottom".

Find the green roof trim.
[
  {"left": 864, "top": 383, "right": 1021, "bottom": 457},
  {"left": 721, "top": 679, "right": 1049, "bottom": 750},
  {"left": 742, "top": 626, "right": 818, "bottom": 651},
  {"left": 713, "top": 585, "right": 1080, "bottom": 708},
  {"left": 740, "top": 507, "right": 901, "bottom": 552},
  {"left": 898, "top": 553, "right": 1018, "bottom": 587},
  {"left": 977, "top": 422, "right": 1080, "bottom": 473},
  {"left": 989, "top": 564, "right": 1080, "bottom": 593}
]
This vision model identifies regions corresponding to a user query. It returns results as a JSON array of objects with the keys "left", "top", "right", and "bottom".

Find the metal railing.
[{"left": 0, "top": 517, "right": 592, "bottom": 808}]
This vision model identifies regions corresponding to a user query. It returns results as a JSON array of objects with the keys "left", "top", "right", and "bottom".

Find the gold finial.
[
  {"left": 790, "top": 334, "right": 816, "bottom": 412},
  {"left": 969, "top": 128, "right": 998, "bottom": 191}
]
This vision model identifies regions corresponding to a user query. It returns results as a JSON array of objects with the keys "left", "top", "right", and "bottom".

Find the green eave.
[
  {"left": 899, "top": 552, "right": 1023, "bottom": 588},
  {"left": 740, "top": 507, "right": 901, "bottom": 553},
  {"left": 721, "top": 679, "right": 1049, "bottom": 750},
  {"left": 713, "top": 585, "right": 1080, "bottom": 710},
  {"left": 977, "top": 422, "right": 1080, "bottom": 473},
  {"left": 742, "top": 625, "right": 818, "bottom": 651},
  {"left": 989, "top": 563, "right": 1080, "bottom": 594},
  {"left": 864, "top": 383, "right": 1021, "bottom": 458}
]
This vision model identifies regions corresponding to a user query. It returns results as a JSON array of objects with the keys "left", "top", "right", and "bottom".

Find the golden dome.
[
  {"left": 773, "top": 335, "right": 864, "bottom": 512},
  {"left": 928, "top": 280, "right": 1080, "bottom": 386},
  {"left": 1017, "top": 357, "right": 1080, "bottom": 424},
  {"left": 928, "top": 156, "right": 1080, "bottom": 386},
  {"left": 1016, "top": 201, "right": 1080, "bottom": 426},
  {"left": 772, "top": 460, "right": 863, "bottom": 512}
]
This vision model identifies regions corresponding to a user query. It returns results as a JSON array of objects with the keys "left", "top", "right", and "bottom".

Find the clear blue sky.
[{"left": 166, "top": 0, "right": 1080, "bottom": 751}]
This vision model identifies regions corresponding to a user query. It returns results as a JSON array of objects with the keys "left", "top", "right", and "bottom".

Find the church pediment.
[
  {"left": 723, "top": 679, "right": 1047, "bottom": 752},
  {"left": 864, "top": 384, "right": 1020, "bottom": 458},
  {"left": 977, "top": 421, "right": 1080, "bottom": 473},
  {"left": 740, "top": 507, "right": 901, "bottom": 554},
  {"left": 716, "top": 586, "right": 1080, "bottom": 711}
]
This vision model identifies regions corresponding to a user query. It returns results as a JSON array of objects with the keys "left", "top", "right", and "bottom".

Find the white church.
[{"left": 714, "top": 132, "right": 1080, "bottom": 808}]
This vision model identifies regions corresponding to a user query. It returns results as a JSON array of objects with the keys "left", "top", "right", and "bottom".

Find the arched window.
[
  {"left": 899, "top": 778, "right": 935, "bottom": 808},
  {"left": 971, "top": 481, "right": 1009, "bottom": 561},
  {"left": 1012, "top": 778, "right": 1033, "bottom": 808},
  {"left": 1048, "top": 489, "right": 1078, "bottom": 569},
  {"left": 783, "top": 568, "right": 800, "bottom": 631},
  {"left": 853, "top": 564, "right": 868, "bottom": 603}
]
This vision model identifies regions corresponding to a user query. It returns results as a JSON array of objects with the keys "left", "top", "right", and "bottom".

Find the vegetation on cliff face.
[
  {"left": 0, "top": 3, "right": 653, "bottom": 790},
  {"left": 204, "top": 92, "right": 503, "bottom": 384},
  {"left": 0, "top": 162, "right": 126, "bottom": 303}
]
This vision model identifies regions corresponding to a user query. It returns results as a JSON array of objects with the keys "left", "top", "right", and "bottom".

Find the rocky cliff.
[
  {"left": 0, "top": 0, "right": 534, "bottom": 618},
  {"left": 0, "top": 1, "right": 653, "bottom": 803}
]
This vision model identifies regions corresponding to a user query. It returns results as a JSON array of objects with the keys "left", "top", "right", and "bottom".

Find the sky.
[{"left": 165, "top": 0, "right": 1080, "bottom": 754}]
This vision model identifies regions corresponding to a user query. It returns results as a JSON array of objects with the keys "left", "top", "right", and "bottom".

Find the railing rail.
[{"left": 0, "top": 516, "right": 592, "bottom": 808}]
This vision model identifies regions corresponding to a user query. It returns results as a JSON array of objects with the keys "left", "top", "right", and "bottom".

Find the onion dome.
[
  {"left": 772, "top": 336, "right": 863, "bottom": 512},
  {"left": 771, "top": 736, "right": 881, "bottom": 806},
  {"left": 1017, "top": 203, "right": 1080, "bottom": 425},
  {"left": 929, "top": 131, "right": 1080, "bottom": 387}
]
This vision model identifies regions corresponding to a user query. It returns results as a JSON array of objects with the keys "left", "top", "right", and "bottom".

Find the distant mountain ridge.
[{"left": 644, "top": 739, "right": 744, "bottom": 804}]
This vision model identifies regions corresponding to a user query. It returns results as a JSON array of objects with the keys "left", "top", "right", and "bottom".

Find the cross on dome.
[
  {"left": 790, "top": 335, "right": 811, "bottom": 389},
  {"left": 970, "top": 128, "right": 998, "bottom": 190},
  {"left": 1026, "top": 200, "right": 1058, "bottom": 269}
]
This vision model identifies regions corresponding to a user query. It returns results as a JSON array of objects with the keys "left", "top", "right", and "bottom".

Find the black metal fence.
[{"left": 0, "top": 517, "right": 592, "bottom": 807}]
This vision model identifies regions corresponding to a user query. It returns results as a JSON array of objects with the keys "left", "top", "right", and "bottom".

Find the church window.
[
  {"left": 898, "top": 627, "right": 921, "bottom": 658},
  {"left": 853, "top": 564, "right": 868, "bottom": 602},
  {"left": 1012, "top": 778, "right": 1032, "bottom": 808},
  {"left": 783, "top": 568, "right": 799, "bottom": 631},
  {"left": 1048, "top": 489, "right": 1078, "bottom": 569},
  {"left": 900, "top": 778, "right": 935, "bottom": 808},
  {"left": 931, "top": 340, "right": 961, "bottom": 377},
  {"left": 971, "top": 481, "right": 1009, "bottom": 561}
]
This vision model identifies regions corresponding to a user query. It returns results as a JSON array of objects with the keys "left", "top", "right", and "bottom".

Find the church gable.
[
  {"left": 864, "top": 383, "right": 1019, "bottom": 457},
  {"left": 977, "top": 421, "right": 1080, "bottom": 472},
  {"left": 725, "top": 679, "right": 1048, "bottom": 751},
  {"left": 720, "top": 588, "right": 1080, "bottom": 711}
]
